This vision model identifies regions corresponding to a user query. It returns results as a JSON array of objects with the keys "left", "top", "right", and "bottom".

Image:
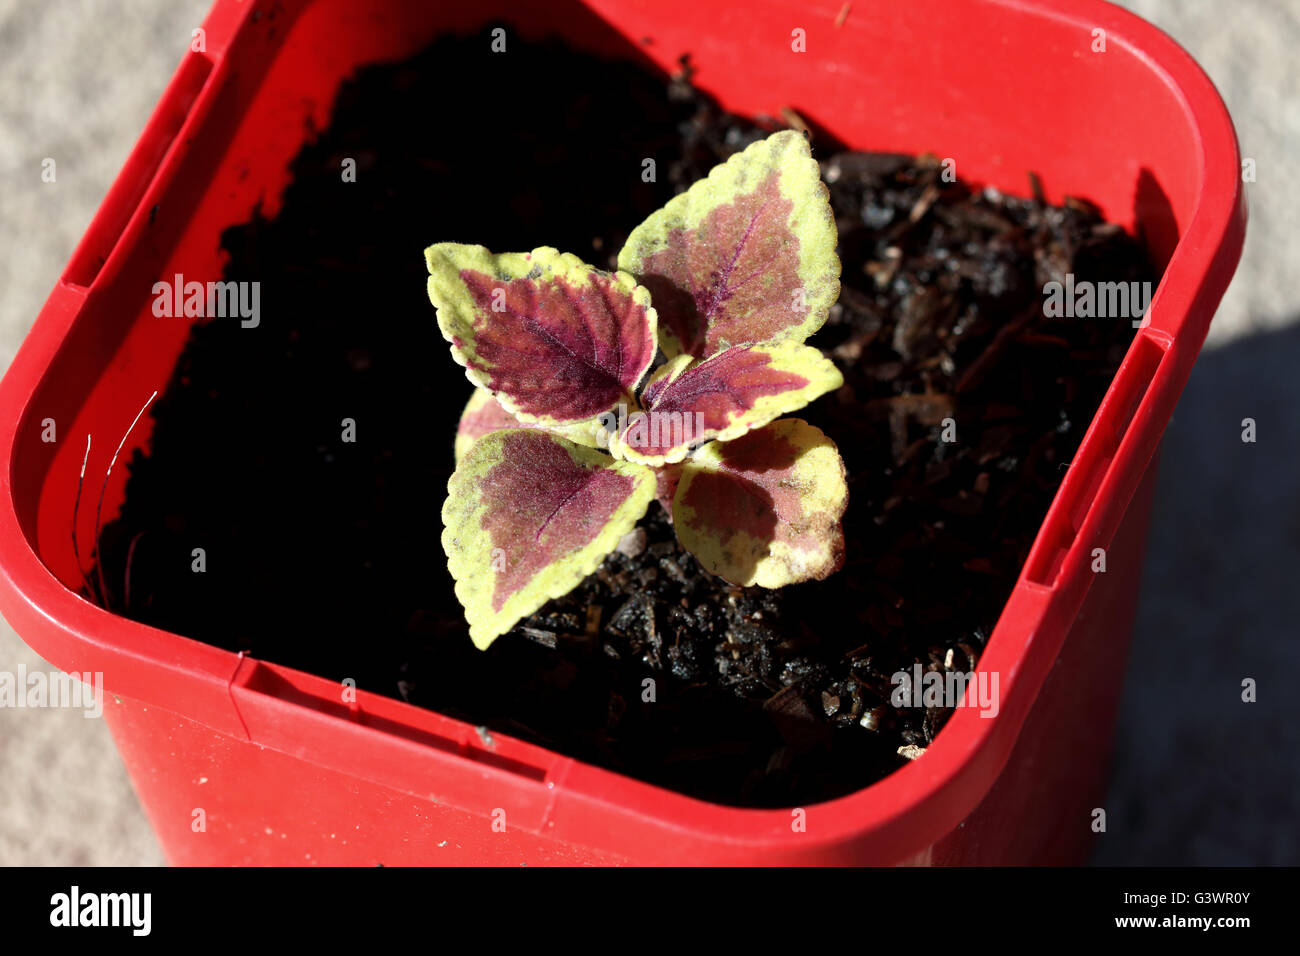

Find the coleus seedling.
[{"left": 427, "top": 130, "right": 849, "bottom": 648}]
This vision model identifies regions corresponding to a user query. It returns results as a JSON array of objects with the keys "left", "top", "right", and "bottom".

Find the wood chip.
[{"left": 519, "top": 626, "right": 557, "bottom": 649}]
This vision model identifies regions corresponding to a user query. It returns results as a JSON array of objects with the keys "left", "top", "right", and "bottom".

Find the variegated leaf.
[
  {"left": 672, "top": 418, "right": 847, "bottom": 587},
  {"left": 618, "top": 130, "right": 839, "bottom": 359},
  {"left": 443, "top": 428, "right": 655, "bottom": 648},
  {"left": 455, "top": 389, "right": 598, "bottom": 463},
  {"left": 427, "top": 244, "right": 657, "bottom": 444},
  {"left": 612, "top": 343, "right": 843, "bottom": 465}
]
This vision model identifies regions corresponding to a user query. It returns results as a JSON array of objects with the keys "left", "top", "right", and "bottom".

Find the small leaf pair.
[{"left": 429, "top": 131, "right": 849, "bottom": 648}]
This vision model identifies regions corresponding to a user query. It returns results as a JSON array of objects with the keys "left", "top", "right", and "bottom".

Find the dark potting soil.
[{"left": 94, "top": 29, "right": 1156, "bottom": 807}]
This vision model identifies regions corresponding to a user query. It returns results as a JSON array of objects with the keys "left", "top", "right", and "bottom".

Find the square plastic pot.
[{"left": 0, "top": 0, "right": 1245, "bottom": 865}]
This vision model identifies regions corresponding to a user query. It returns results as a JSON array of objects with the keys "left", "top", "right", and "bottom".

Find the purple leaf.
[
  {"left": 673, "top": 419, "right": 847, "bottom": 587},
  {"left": 443, "top": 428, "right": 655, "bottom": 647},
  {"left": 614, "top": 342, "right": 842, "bottom": 464},
  {"left": 427, "top": 245, "right": 657, "bottom": 436},
  {"left": 618, "top": 131, "right": 839, "bottom": 359}
]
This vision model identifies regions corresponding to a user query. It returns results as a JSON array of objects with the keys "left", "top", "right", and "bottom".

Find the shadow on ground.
[{"left": 1094, "top": 319, "right": 1300, "bottom": 865}]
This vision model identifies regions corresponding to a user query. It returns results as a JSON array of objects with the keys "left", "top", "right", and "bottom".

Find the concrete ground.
[{"left": 0, "top": 0, "right": 1295, "bottom": 865}]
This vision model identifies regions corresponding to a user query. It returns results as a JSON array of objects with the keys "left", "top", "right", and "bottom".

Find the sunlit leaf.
[
  {"left": 612, "top": 342, "right": 843, "bottom": 465},
  {"left": 455, "top": 389, "right": 598, "bottom": 463},
  {"left": 443, "top": 429, "right": 655, "bottom": 648},
  {"left": 427, "top": 244, "right": 657, "bottom": 443},
  {"left": 673, "top": 418, "right": 847, "bottom": 587},
  {"left": 618, "top": 130, "right": 839, "bottom": 359}
]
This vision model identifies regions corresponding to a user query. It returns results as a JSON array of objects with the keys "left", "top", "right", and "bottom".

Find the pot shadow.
[
  {"left": 1093, "top": 318, "right": 1300, "bottom": 865},
  {"left": 1134, "top": 166, "right": 1181, "bottom": 269}
]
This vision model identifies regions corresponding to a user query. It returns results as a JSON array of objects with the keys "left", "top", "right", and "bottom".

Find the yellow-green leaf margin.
[
  {"left": 427, "top": 243, "right": 657, "bottom": 449},
  {"left": 612, "top": 342, "right": 844, "bottom": 466},
  {"left": 454, "top": 389, "right": 597, "bottom": 464},
  {"left": 672, "top": 419, "right": 847, "bottom": 588},
  {"left": 443, "top": 430, "right": 655, "bottom": 648},
  {"left": 617, "top": 130, "right": 840, "bottom": 359}
]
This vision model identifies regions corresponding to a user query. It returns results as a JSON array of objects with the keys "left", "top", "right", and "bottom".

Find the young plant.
[{"left": 428, "top": 131, "right": 849, "bottom": 648}]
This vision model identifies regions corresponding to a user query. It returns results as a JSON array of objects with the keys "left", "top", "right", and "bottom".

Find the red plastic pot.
[{"left": 0, "top": 0, "right": 1244, "bottom": 865}]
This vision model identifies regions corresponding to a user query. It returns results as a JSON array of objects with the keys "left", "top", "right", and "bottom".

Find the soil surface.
[{"left": 96, "top": 29, "right": 1155, "bottom": 807}]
